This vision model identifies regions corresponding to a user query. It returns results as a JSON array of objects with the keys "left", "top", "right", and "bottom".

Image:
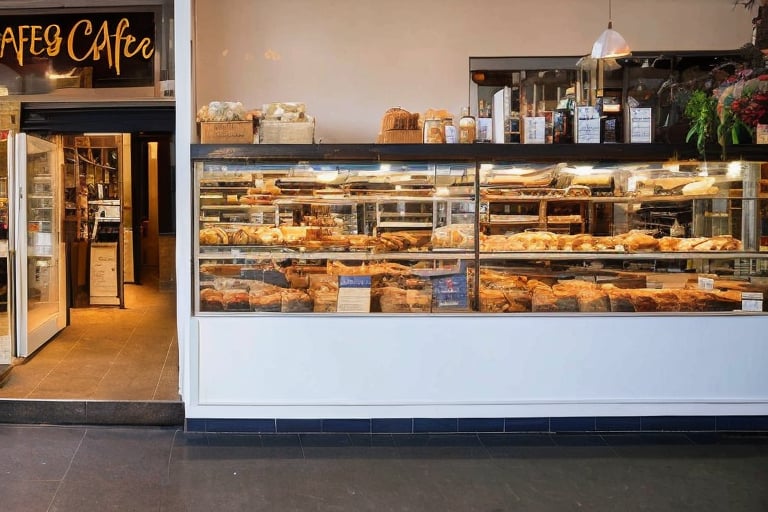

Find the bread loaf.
[{"left": 200, "top": 288, "right": 224, "bottom": 311}]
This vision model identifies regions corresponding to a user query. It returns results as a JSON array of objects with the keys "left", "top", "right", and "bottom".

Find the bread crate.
[
  {"left": 200, "top": 121, "right": 254, "bottom": 144},
  {"left": 259, "top": 119, "right": 314, "bottom": 144}
]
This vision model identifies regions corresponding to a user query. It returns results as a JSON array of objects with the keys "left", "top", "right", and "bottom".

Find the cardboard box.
[
  {"left": 259, "top": 119, "right": 314, "bottom": 144},
  {"left": 200, "top": 121, "right": 254, "bottom": 144}
]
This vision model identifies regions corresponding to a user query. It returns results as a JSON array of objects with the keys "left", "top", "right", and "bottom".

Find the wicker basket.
[
  {"left": 259, "top": 119, "right": 315, "bottom": 144},
  {"left": 376, "top": 129, "right": 422, "bottom": 144}
]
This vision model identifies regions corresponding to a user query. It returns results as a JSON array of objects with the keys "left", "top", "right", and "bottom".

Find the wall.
[{"left": 193, "top": 0, "right": 754, "bottom": 142}]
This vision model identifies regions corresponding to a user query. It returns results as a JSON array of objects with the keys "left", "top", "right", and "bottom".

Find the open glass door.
[
  {"left": 11, "top": 133, "right": 66, "bottom": 357},
  {"left": 0, "top": 133, "right": 11, "bottom": 364}
]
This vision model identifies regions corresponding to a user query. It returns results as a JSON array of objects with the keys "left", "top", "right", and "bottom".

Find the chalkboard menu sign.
[{"left": 0, "top": 12, "right": 155, "bottom": 88}]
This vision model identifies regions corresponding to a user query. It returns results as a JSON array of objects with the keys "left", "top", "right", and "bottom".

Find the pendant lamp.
[{"left": 591, "top": 0, "right": 631, "bottom": 59}]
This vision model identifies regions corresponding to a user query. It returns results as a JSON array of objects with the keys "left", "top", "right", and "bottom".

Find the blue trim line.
[{"left": 184, "top": 415, "right": 768, "bottom": 434}]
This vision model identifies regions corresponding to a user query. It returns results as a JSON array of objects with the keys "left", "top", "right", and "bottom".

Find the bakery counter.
[{"left": 185, "top": 146, "right": 768, "bottom": 428}]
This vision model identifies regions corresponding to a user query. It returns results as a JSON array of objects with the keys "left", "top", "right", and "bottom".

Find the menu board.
[
  {"left": 90, "top": 242, "right": 120, "bottom": 305},
  {"left": 575, "top": 106, "right": 600, "bottom": 143}
]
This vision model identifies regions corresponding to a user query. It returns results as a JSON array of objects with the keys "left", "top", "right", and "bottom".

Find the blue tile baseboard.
[{"left": 185, "top": 415, "right": 768, "bottom": 434}]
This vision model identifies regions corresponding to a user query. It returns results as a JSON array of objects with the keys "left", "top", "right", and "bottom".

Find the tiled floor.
[
  {"left": 0, "top": 269, "right": 179, "bottom": 401},
  {"left": 0, "top": 426, "right": 766, "bottom": 512}
]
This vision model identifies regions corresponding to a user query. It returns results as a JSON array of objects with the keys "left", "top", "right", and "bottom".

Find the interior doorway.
[{"left": 0, "top": 131, "right": 178, "bottom": 401}]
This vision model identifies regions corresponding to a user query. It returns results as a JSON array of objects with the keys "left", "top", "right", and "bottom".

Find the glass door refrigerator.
[{"left": 8, "top": 132, "right": 66, "bottom": 357}]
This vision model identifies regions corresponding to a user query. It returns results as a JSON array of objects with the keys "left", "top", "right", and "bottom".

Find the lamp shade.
[{"left": 591, "top": 22, "right": 631, "bottom": 59}]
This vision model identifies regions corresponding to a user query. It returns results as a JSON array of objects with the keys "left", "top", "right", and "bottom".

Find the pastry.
[
  {"left": 200, "top": 227, "right": 229, "bottom": 245},
  {"left": 279, "top": 226, "right": 308, "bottom": 244},
  {"left": 431, "top": 224, "right": 474, "bottom": 249},
  {"left": 200, "top": 288, "right": 224, "bottom": 311},
  {"left": 617, "top": 231, "right": 659, "bottom": 252},
  {"left": 281, "top": 289, "right": 313, "bottom": 312},
  {"left": 479, "top": 288, "right": 510, "bottom": 313}
]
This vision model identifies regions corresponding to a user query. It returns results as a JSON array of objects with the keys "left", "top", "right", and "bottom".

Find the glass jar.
[
  {"left": 423, "top": 118, "right": 445, "bottom": 143},
  {"left": 442, "top": 117, "right": 457, "bottom": 143},
  {"left": 458, "top": 108, "right": 476, "bottom": 144}
]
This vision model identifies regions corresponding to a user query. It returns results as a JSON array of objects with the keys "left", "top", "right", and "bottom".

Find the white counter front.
[{"left": 186, "top": 314, "right": 768, "bottom": 421}]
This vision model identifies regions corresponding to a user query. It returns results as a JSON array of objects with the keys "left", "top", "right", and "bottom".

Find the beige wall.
[{"left": 194, "top": 0, "right": 754, "bottom": 143}]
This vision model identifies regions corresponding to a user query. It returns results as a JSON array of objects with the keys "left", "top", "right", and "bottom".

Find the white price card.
[
  {"left": 629, "top": 108, "right": 653, "bottom": 143},
  {"left": 698, "top": 277, "right": 715, "bottom": 290},
  {"left": 336, "top": 276, "right": 372, "bottom": 313},
  {"left": 523, "top": 117, "right": 546, "bottom": 144},
  {"left": 576, "top": 106, "right": 600, "bottom": 143},
  {"left": 741, "top": 292, "right": 764, "bottom": 312}
]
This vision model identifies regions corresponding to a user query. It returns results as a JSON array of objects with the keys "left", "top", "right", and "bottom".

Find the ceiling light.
[{"left": 591, "top": 0, "right": 631, "bottom": 59}]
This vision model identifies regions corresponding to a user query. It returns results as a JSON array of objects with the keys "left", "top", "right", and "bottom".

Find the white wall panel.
[{"left": 193, "top": 0, "right": 754, "bottom": 142}]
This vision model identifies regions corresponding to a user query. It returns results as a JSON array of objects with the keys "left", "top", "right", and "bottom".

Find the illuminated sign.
[{"left": 0, "top": 12, "right": 156, "bottom": 88}]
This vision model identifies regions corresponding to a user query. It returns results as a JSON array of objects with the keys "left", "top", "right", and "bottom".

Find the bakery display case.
[
  {"left": 475, "top": 160, "right": 767, "bottom": 313},
  {"left": 192, "top": 145, "right": 767, "bottom": 317},
  {"left": 194, "top": 159, "right": 476, "bottom": 314}
]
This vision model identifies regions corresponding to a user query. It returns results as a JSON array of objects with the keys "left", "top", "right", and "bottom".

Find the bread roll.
[
  {"left": 658, "top": 237, "right": 682, "bottom": 251},
  {"left": 431, "top": 224, "right": 474, "bottom": 249},
  {"left": 200, "top": 227, "right": 229, "bottom": 245},
  {"left": 618, "top": 231, "right": 659, "bottom": 252}
]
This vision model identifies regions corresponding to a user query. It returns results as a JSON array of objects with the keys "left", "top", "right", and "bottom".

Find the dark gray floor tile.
[
  {"left": 392, "top": 434, "right": 489, "bottom": 460},
  {"left": 479, "top": 433, "right": 556, "bottom": 447},
  {"left": 300, "top": 434, "right": 400, "bottom": 460},
  {"left": 49, "top": 427, "right": 177, "bottom": 511},
  {"left": 551, "top": 433, "right": 608, "bottom": 446},
  {"left": 0, "top": 480, "right": 60, "bottom": 512},
  {"left": 0, "top": 425, "right": 85, "bottom": 480}
]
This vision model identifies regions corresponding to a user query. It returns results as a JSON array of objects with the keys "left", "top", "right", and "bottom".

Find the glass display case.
[{"left": 193, "top": 146, "right": 767, "bottom": 316}]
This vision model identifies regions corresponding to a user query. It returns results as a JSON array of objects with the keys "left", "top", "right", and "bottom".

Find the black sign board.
[{"left": 0, "top": 12, "right": 155, "bottom": 88}]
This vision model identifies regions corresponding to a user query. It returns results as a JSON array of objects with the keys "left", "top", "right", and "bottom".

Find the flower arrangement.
[{"left": 714, "top": 70, "right": 768, "bottom": 146}]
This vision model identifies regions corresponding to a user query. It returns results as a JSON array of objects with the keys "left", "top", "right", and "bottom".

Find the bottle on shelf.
[{"left": 458, "top": 107, "right": 476, "bottom": 144}]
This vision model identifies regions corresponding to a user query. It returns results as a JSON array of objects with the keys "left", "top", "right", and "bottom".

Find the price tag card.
[
  {"left": 629, "top": 108, "right": 653, "bottom": 143},
  {"left": 698, "top": 277, "right": 715, "bottom": 290},
  {"left": 576, "top": 106, "right": 600, "bottom": 143},
  {"left": 523, "top": 117, "right": 546, "bottom": 144},
  {"left": 741, "top": 292, "right": 764, "bottom": 312},
  {"left": 336, "top": 276, "right": 372, "bottom": 313}
]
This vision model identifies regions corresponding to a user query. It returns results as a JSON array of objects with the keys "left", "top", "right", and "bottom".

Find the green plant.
[{"left": 684, "top": 90, "right": 719, "bottom": 156}]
